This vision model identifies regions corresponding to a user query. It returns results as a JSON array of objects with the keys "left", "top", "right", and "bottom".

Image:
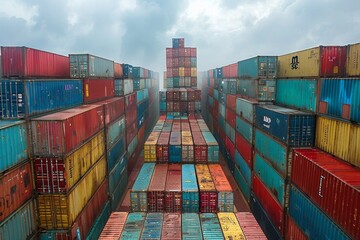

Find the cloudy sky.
[{"left": 1, "top": 0, "right": 360, "bottom": 79}]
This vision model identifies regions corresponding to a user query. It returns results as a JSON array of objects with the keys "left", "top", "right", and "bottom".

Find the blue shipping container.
[
  {"left": 289, "top": 185, "right": 350, "bottom": 240},
  {"left": 131, "top": 163, "right": 156, "bottom": 212},
  {"left": 225, "top": 122, "right": 235, "bottom": 144},
  {"left": 255, "top": 105, "right": 315, "bottom": 147},
  {"left": 220, "top": 79, "right": 237, "bottom": 94},
  {"left": 238, "top": 56, "right": 277, "bottom": 78},
  {"left": 169, "top": 132, "right": 182, "bottom": 163},
  {"left": 234, "top": 164, "right": 250, "bottom": 201},
  {"left": 86, "top": 201, "right": 111, "bottom": 240},
  {"left": 202, "top": 131, "right": 219, "bottom": 163},
  {"left": 0, "top": 120, "right": 28, "bottom": 173},
  {"left": 140, "top": 213, "right": 163, "bottom": 240},
  {"left": 0, "top": 79, "right": 83, "bottom": 119},
  {"left": 122, "top": 64, "right": 133, "bottom": 79},
  {"left": 128, "top": 135, "right": 138, "bottom": 157},
  {"left": 107, "top": 136, "right": 126, "bottom": 172},
  {"left": 200, "top": 213, "right": 224, "bottom": 239},
  {"left": 110, "top": 168, "right": 128, "bottom": 211},
  {"left": 236, "top": 116, "right": 253, "bottom": 144},
  {"left": 120, "top": 212, "right": 146, "bottom": 240},
  {"left": 182, "top": 213, "right": 203, "bottom": 240},
  {"left": 234, "top": 150, "right": 251, "bottom": 184},
  {"left": 109, "top": 153, "right": 127, "bottom": 195},
  {"left": 319, "top": 78, "right": 360, "bottom": 123},
  {"left": 106, "top": 116, "right": 125, "bottom": 149},
  {"left": 182, "top": 164, "right": 199, "bottom": 213}
]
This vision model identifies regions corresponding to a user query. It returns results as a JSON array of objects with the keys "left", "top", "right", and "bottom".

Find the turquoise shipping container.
[
  {"left": 109, "top": 154, "right": 127, "bottom": 195},
  {"left": 182, "top": 213, "right": 203, "bottom": 240},
  {"left": 120, "top": 212, "right": 146, "bottom": 240},
  {"left": 130, "top": 163, "right": 156, "bottom": 212},
  {"left": 106, "top": 115, "right": 125, "bottom": 149},
  {"left": 160, "top": 102, "right": 166, "bottom": 112},
  {"left": 220, "top": 79, "right": 237, "bottom": 94},
  {"left": 219, "top": 102, "right": 226, "bottom": 118},
  {"left": 254, "top": 153, "right": 286, "bottom": 207},
  {"left": 276, "top": 78, "right": 317, "bottom": 112},
  {"left": 110, "top": 164, "right": 128, "bottom": 211},
  {"left": 202, "top": 131, "right": 219, "bottom": 163},
  {"left": 234, "top": 150, "right": 251, "bottom": 185},
  {"left": 235, "top": 116, "right": 253, "bottom": 144},
  {"left": 0, "top": 120, "right": 28, "bottom": 173},
  {"left": 235, "top": 97, "right": 259, "bottom": 124},
  {"left": 107, "top": 136, "right": 126, "bottom": 172},
  {"left": 86, "top": 201, "right": 111, "bottom": 240},
  {"left": 127, "top": 134, "right": 138, "bottom": 157},
  {"left": 200, "top": 213, "right": 224, "bottom": 239},
  {"left": 0, "top": 199, "right": 37, "bottom": 240},
  {"left": 140, "top": 213, "right": 163, "bottom": 239},
  {"left": 214, "top": 89, "right": 219, "bottom": 100},
  {"left": 208, "top": 96, "right": 214, "bottom": 107},
  {"left": 167, "top": 78, "right": 174, "bottom": 88},
  {"left": 225, "top": 122, "right": 235, "bottom": 144},
  {"left": 289, "top": 185, "right": 350, "bottom": 240},
  {"left": 234, "top": 164, "right": 251, "bottom": 202},
  {"left": 218, "top": 115, "right": 226, "bottom": 130},
  {"left": 182, "top": 164, "right": 199, "bottom": 213},
  {"left": 173, "top": 77, "right": 179, "bottom": 87},
  {"left": 238, "top": 56, "right": 277, "bottom": 78},
  {"left": 0, "top": 79, "right": 83, "bottom": 119}
]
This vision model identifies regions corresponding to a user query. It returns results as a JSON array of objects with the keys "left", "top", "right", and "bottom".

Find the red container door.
[
  {"left": 226, "top": 137, "right": 235, "bottom": 160},
  {"left": 226, "top": 108, "right": 236, "bottom": 129},
  {"left": 320, "top": 46, "right": 347, "bottom": 77},
  {"left": 165, "top": 167, "right": 182, "bottom": 212},
  {"left": 34, "top": 157, "right": 66, "bottom": 193},
  {"left": 236, "top": 132, "right": 253, "bottom": 167},
  {"left": 200, "top": 191, "right": 218, "bottom": 213},
  {"left": 226, "top": 94, "right": 237, "bottom": 112},
  {"left": 125, "top": 92, "right": 137, "bottom": 109},
  {"left": 193, "top": 132, "right": 207, "bottom": 163}
]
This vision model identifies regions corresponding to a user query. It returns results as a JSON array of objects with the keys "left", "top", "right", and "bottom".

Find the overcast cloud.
[{"left": 1, "top": 0, "right": 360, "bottom": 81}]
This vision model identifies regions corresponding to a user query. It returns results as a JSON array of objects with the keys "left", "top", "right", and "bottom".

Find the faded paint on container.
[
  {"left": 277, "top": 46, "right": 347, "bottom": 78},
  {"left": 144, "top": 131, "right": 160, "bottom": 162},
  {"left": 157, "top": 132, "right": 170, "bottom": 163},
  {"left": 148, "top": 164, "right": 168, "bottom": 212},
  {"left": 289, "top": 185, "right": 350, "bottom": 240},
  {"left": 161, "top": 213, "right": 182, "bottom": 240},
  {"left": 182, "top": 131, "right": 194, "bottom": 162},
  {"left": 99, "top": 212, "right": 128, "bottom": 239},
  {"left": 99, "top": 97, "right": 125, "bottom": 126},
  {"left": 286, "top": 214, "right": 308, "bottom": 240},
  {"left": 315, "top": 115, "right": 360, "bottom": 168},
  {"left": 236, "top": 97, "right": 259, "bottom": 124},
  {"left": 218, "top": 213, "right": 245, "bottom": 239},
  {"left": 0, "top": 120, "right": 28, "bottom": 173},
  {"left": 276, "top": 78, "right": 317, "bottom": 112},
  {"left": 86, "top": 201, "right": 111, "bottom": 240},
  {"left": 234, "top": 164, "right": 251, "bottom": 201},
  {"left": 346, "top": 43, "right": 360, "bottom": 76},
  {"left": 195, "top": 164, "right": 217, "bottom": 213},
  {"left": 225, "top": 122, "right": 236, "bottom": 144},
  {"left": 37, "top": 156, "right": 106, "bottom": 229},
  {"left": 182, "top": 213, "right": 202, "bottom": 240},
  {"left": 106, "top": 116, "right": 125, "bottom": 149},
  {"left": 109, "top": 153, "right": 127, "bottom": 195},
  {"left": 182, "top": 164, "right": 199, "bottom": 212},
  {"left": 69, "top": 54, "right": 114, "bottom": 78},
  {"left": 255, "top": 105, "right": 315, "bottom": 147},
  {"left": 0, "top": 79, "right": 83, "bottom": 119},
  {"left": 0, "top": 199, "right": 37, "bottom": 240},
  {"left": 127, "top": 134, "right": 138, "bottom": 157},
  {"left": 237, "top": 78, "right": 276, "bottom": 101},
  {"left": 238, "top": 56, "right": 277, "bottom": 78},
  {"left": 107, "top": 136, "right": 126, "bottom": 172},
  {"left": 114, "top": 79, "right": 134, "bottom": 96},
  {"left": 165, "top": 165, "right": 182, "bottom": 212},
  {"left": 234, "top": 150, "right": 251, "bottom": 184},
  {"left": 110, "top": 165, "right": 128, "bottom": 211},
  {"left": 120, "top": 212, "right": 146, "bottom": 240},
  {"left": 83, "top": 79, "right": 114, "bottom": 104},
  {"left": 140, "top": 213, "right": 163, "bottom": 239},
  {"left": 200, "top": 213, "right": 224, "bottom": 239},
  {"left": 235, "top": 212, "right": 267, "bottom": 240},
  {"left": 319, "top": 78, "right": 360, "bottom": 122},
  {"left": 235, "top": 132, "right": 253, "bottom": 167},
  {"left": 130, "top": 163, "right": 156, "bottom": 212},
  {"left": 236, "top": 116, "right": 253, "bottom": 144},
  {"left": 202, "top": 131, "right": 219, "bottom": 163},
  {"left": 114, "top": 62, "right": 123, "bottom": 78},
  {"left": 220, "top": 79, "right": 237, "bottom": 94}
]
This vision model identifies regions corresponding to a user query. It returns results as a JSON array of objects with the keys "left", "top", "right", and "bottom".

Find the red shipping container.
[
  {"left": 31, "top": 104, "right": 104, "bottom": 157},
  {"left": 127, "top": 151, "right": 136, "bottom": 175},
  {"left": 125, "top": 92, "right": 137, "bottom": 109},
  {"left": 97, "top": 97, "right": 125, "bottom": 126},
  {"left": 178, "top": 57, "right": 185, "bottom": 66},
  {"left": 138, "top": 124, "right": 145, "bottom": 145},
  {"left": 172, "top": 49, "right": 179, "bottom": 58},
  {"left": 180, "top": 102, "right": 188, "bottom": 114},
  {"left": 181, "top": 122, "right": 190, "bottom": 131},
  {"left": 185, "top": 58, "right": 191, "bottom": 68},
  {"left": 161, "top": 213, "right": 182, "bottom": 240},
  {"left": 144, "top": 68, "right": 148, "bottom": 78},
  {"left": 1, "top": 46, "right": 69, "bottom": 78},
  {"left": 235, "top": 212, "right": 267, "bottom": 240},
  {"left": 226, "top": 137, "right": 235, "bottom": 159},
  {"left": 253, "top": 174, "right": 284, "bottom": 235},
  {"left": 209, "top": 87, "right": 214, "bottom": 97},
  {"left": 184, "top": 67, "right": 191, "bottom": 76},
  {"left": 226, "top": 108, "right": 236, "bottom": 129},
  {"left": 167, "top": 102, "right": 174, "bottom": 112},
  {"left": 0, "top": 161, "right": 32, "bottom": 222},
  {"left": 167, "top": 68, "right": 173, "bottom": 78},
  {"left": 229, "top": 63, "right": 238, "bottom": 78},
  {"left": 209, "top": 70, "right": 214, "bottom": 78},
  {"left": 126, "top": 121, "right": 137, "bottom": 145},
  {"left": 83, "top": 79, "right": 114, "bottom": 104},
  {"left": 219, "top": 128, "right": 226, "bottom": 147},
  {"left": 166, "top": 48, "right": 173, "bottom": 59},
  {"left": 222, "top": 65, "right": 230, "bottom": 78},
  {"left": 172, "top": 122, "right": 181, "bottom": 132},
  {"left": 178, "top": 38, "right": 185, "bottom": 48},
  {"left": 148, "top": 164, "right": 168, "bottom": 212},
  {"left": 286, "top": 214, "right": 308, "bottom": 240},
  {"left": 166, "top": 90, "right": 173, "bottom": 101},
  {"left": 193, "top": 132, "right": 207, "bottom": 163},
  {"left": 125, "top": 104, "right": 137, "bottom": 128},
  {"left": 187, "top": 88, "right": 195, "bottom": 101},
  {"left": 190, "top": 122, "right": 201, "bottom": 132},
  {"left": 190, "top": 48, "right": 197, "bottom": 57},
  {"left": 166, "top": 58, "right": 173, "bottom": 68},
  {"left": 179, "top": 48, "right": 185, "bottom": 57},
  {"left": 320, "top": 46, "right": 347, "bottom": 77},
  {"left": 226, "top": 94, "right": 237, "bottom": 112},
  {"left": 236, "top": 132, "right": 253, "bottom": 167},
  {"left": 173, "top": 102, "right": 180, "bottom": 112},
  {"left": 165, "top": 167, "right": 182, "bottom": 212},
  {"left": 173, "top": 58, "right": 179, "bottom": 68},
  {"left": 184, "top": 48, "right": 191, "bottom": 57},
  {"left": 157, "top": 132, "right": 170, "bottom": 162},
  {"left": 194, "top": 89, "right": 201, "bottom": 101},
  {"left": 172, "top": 68, "right": 179, "bottom": 77},
  {"left": 173, "top": 90, "right": 180, "bottom": 101},
  {"left": 114, "top": 62, "right": 123, "bottom": 78},
  {"left": 159, "top": 115, "right": 166, "bottom": 121},
  {"left": 99, "top": 212, "right": 128, "bottom": 239},
  {"left": 191, "top": 77, "right": 197, "bottom": 87},
  {"left": 291, "top": 148, "right": 360, "bottom": 240}
]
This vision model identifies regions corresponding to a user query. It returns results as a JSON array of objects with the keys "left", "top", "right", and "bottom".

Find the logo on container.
[
  {"left": 263, "top": 116, "right": 271, "bottom": 128},
  {"left": 291, "top": 56, "right": 299, "bottom": 69}
]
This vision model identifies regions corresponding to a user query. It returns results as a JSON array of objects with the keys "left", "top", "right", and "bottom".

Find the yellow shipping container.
[
  {"left": 181, "top": 131, "right": 192, "bottom": 138},
  {"left": 144, "top": 131, "right": 160, "bottom": 162},
  {"left": 37, "top": 156, "right": 107, "bottom": 229},
  {"left": 195, "top": 164, "right": 216, "bottom": 191},
  {"left": 179, "top": 67, "right": 185, "bottom": 77},
  {"left": 191, "top": 67, "right": 197, "bottom": 77},
  {"left": 218, "top": 213, "right": 245, "bottom": 240},
  {"left": 346, "top": 43, "right": 360, "bottom": 77},
  {"left": 315, "top": 116, "right": 360, "bottom": 168}
]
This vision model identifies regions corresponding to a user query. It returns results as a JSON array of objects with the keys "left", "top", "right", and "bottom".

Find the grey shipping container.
[{"left": 69, "top": 54, "right": 114, "bottom": 78}]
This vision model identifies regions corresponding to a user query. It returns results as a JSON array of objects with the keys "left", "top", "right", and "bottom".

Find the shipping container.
[
  {"left": 199, "top": 213, "right": 224, "bottom": 239},
  {"left": 83, "top": 78, "right": 114, "bottom": 104},
  {"left": 195, "top": 164, "right": 217, "bottom": 213},
  {"left": 318, "top": 78, "right": 360, "bottom": 122},
  {"left": 182, "top": 213, "right": 202, "bottom": 240},
  {"left": 208, "top": 164, "right": 234, "bottom": 212},
  {"left": 276, "top": 78, "right": 317, "bottom": 112},
  {"left": 99, "top": 97, "right": 125, "bottom": 126},
  {"left": 285, "top": 214, "right": 308, "bottom": 240},
  {"left": 1, "top": 46, "right": 70, "bottom": 78},
  {"left": 278, "top": 46, "right": 347, "bottom": 78},
  {"left": 192, "top": 131, "right": 207, "bottom": 163},
  {"left": 99, "top": 212, "right": 128, "bottom": 239},
  {"left": 237, "top": 78, "right": 276, "bottom": 101},
  {"left": 182, "top": 164, "right": 199, "bottom": 213},
  {"left": 37, "top": 156, "right": 106, "bottom": 230},
  {"left": 220, "top": 79, "right": 237, "bottom": 94},
  {"left": 114, "top": 62, "right": 123, "bottom": 78},
  {"left": 165, "top": 165, "right": 182, "bottom": 212},
  {"left": 86, "top": 201, "right": 111, "bottom": 240},
  {"left": 218, "top": 213, "right": 245, "bottom": 239},
  {"left": 144, "top": 131, "right": 161, "bottom": 162},
  {"left": 148, "top": 164, "right": 168, "bottom": 212},
  {"left": 182, "top": 131, "right": 194, "bottom": 162},
  {"left": 107, "top": 136, "right": 126, "bottom": 172},
  {"left": 0, "top": 120, "right": 28, "bottom": 173},
  {"left": 127, "top": 135, "right": 138, "bottom": 161},
  {"left": 114, "top": 79, "right": 134, "bottom": 96},
  {"left": 235, "top": 132, "right": 253, "bottom": 167},
  {"left": 0, "top": 79, "right": 83, "bottom": 119},
  {"left": 255, "top": 105, "right": 315, "bottom": 147},
  {"left": 120, "top": 212, "right": 146, "bottom": 240},
  {"left": 346, "top": 42, "right": 360, "bottom": 76},
  {"left": 0, "top": 199, "right": 37, "bottom": 240},
  {"left": 169, "top": 132, "right": 182, "bottom": 163},
  {"left": 69, "top": 54, "right": 114, "bottom": 78},
  {"left": 122, "top": 64, "right": 133, "bottom": 78},
  {"left": 226, "top": 108, "right": 236, "bottom": 129},
  {"left": 34, "top": 130, "right": 105, "bottom": 193},
  {"left": 106, "top": 115, "right": 125, "bottom": 149},
  {"left": 157, "top": 132, "right": 170, "bottom": 163},
  {"left": 161, "top": 213, "right": 182, "bottom": 240},
  {"left": 109, "top": 153, "right": 127, "bottom": 195},
  {"left": 291, "top": 148, "right": 360, "bottom": 239},
  {"left": 130, "top": 163, "right": 156, "bottom": 212},
  {"left": 236, "top": 98, "right": 261, "bottom": 124},
  {"left": 236, "top": 115, "right": 253, "bottom": 144},
  {"left": 234, "top": 164, "right": 251, "bottom": 201},
  {"left": 289, "top": 185, "right": 350, "bottom": 240},
  {"left": 31, "top": 104, "right": 104, "bottom": 157},
  {"left": 234, "top": 149, "right": 251, "bottom": 185},
  {"left": 201, "top": 131, "right": 219, "bottom": 162},
  {"left": 235, "top": 212, "right": 267, "bottom": 240},
  {"left": 238, "top": 56, "right": 277, "bottom": 79},
  {"left": 315, "top": 115, "right": 360, "bottom": 167},
  {"left": 110, "top": 162, "right": 128, "bottom": 211},
  {"left": 140, "top": 213, "right": 163, "bottom": 239}
]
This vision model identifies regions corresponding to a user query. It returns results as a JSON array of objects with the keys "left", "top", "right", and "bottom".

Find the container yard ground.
[{"left": 116, "top": 150, "right": 250, "bottom": 212}]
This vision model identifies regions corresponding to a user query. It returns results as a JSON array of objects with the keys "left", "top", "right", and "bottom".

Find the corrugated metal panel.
[
  {"left": 161, "top": 213, "right": 182, "bottom": 240},
  {"left": 195, "top": 164, "right": 217, "bottom": 213},
  {"left": 315, "top": 115, "right": 360, "bottom": 168},
  {"left": 238, "top": 56, "right": 277, "bottom": 78},
  {"left": 107, "top": 135, "right": 126, "bottom": 172},
  {"left": 99, "top": 212, "right": 128, "bottom": 239},
  {"left": 234, "top": 150, "right": 251, "bottom": 184},
  {"left": 286, "top": 214, "right": 308, "bottom": 240},
  {"left": 0, "top": 79, "right": 83, "bottom": 119},
  {"left": 0, "top": 120, "right": 28, "bottom": 173},
  {"left": 237, "top": 78, "right": 276, "bottom": 101},
  {"left": 235, "top": 212, "right": 267, "bottom": 240},
  {"left": 234, "top": 164, "right": 250, "bottom": 201},
  {"left": 165, "top": 166, "right": 182, "bottom": 212},
  {"left": 346, "top": 43, "right": 360, "bottom": 76},
  {"left": 69, "top": 54, "right": 114, "bottom": 78},
  {"left": 200, "top": 213, "right": 224, "bottom": 239},
  {"left": 106, "top": 115, "right": 125, "bottom": 149},
  {"left": 182, "top": 213, "right": 202, "bottom": 240},
  {"left": 144, "top": 131, "right": 161, "bottom": 162},
  {"left": 140, "top": 213, "right": 163, "bottom": 239},
  {"left": 235, "top": 98, "right": 259, "bottom": 124},
  {"left": 289, "top": 185, "right": 350, "bottom": 240},
  {"left": 109, "top": 153, "right": 127, "bottom": 195},
  {"left": 182, "top": 131, "right": 194, "bottom": 163},
  {"left": 236, "top": 116, "right": 253, "bottom": 144},
  {"left": 220, "top": 79, "right": 237, "bottom": 94},
  {"left": 110, "top": 164, "right": 128, "bottom": 211},
  {"left": 218, "top": 213, "right": 245, "bottom": 239},
  {"left": 83, "top": 78, "right": 114, "bottom": 104},
  {"left": 120, "top": 212, "right": 146, "bottom": 240},
  {"left": 157, "top": 132, "right": 170, "bottom": 163},
  {"left": 225, "top": 122, "right": 235, "bottom": 144},
  {"left": 148, "top": 164, "right": 168, "bottom": 212},
  {"left": 255, "top": 105, "right": 315, "bottom": 147},
  {"left": 319, "top": 78, "right": 360, "bottom": 122},
  {"left": 202, "top": 132, "right": 219, "bottom": 163},
  {"left": 86, "top": 201, "right": 111, "bottom": 240},
  {"left": 276, "top": 78, "right": 317, "bottom": 112},
  {"left": 169, "top": 132, "right": 182, "bottom": 163},
  {"left": 131, "top": 163, "right": 156, "bottom": 212},
  {"left": 182, "top": 164, "right": 199, "bottom": 213}
]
